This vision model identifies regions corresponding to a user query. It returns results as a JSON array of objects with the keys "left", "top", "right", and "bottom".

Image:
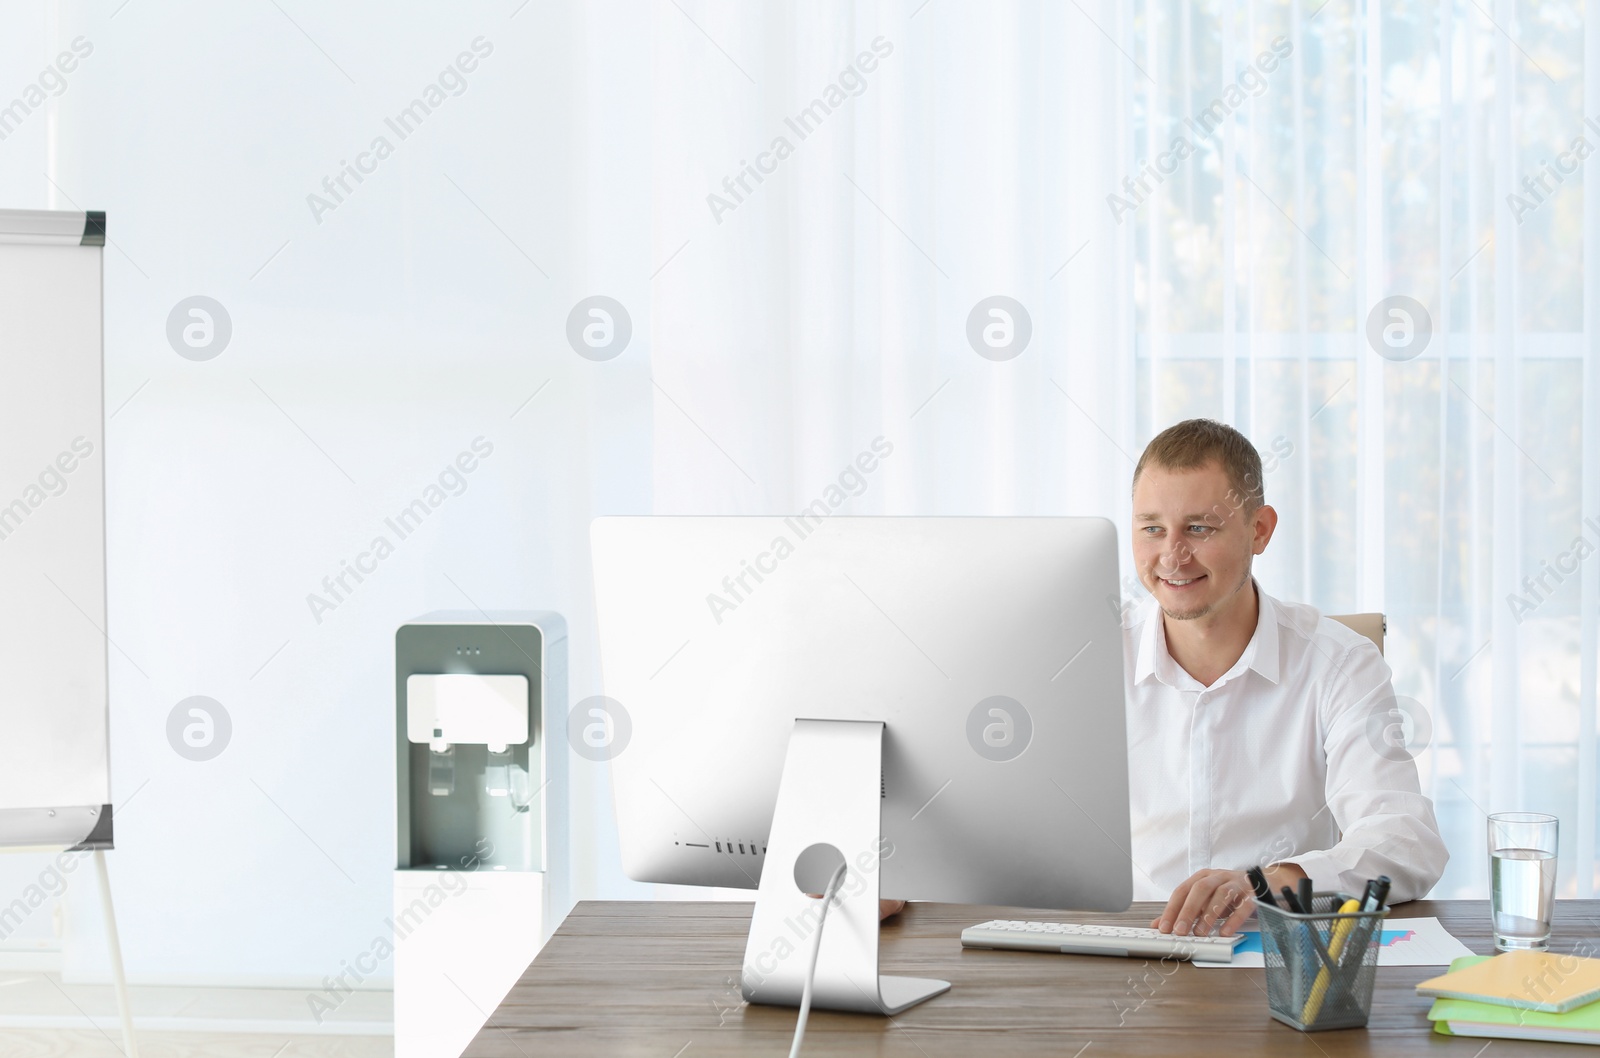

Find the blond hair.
[{"left": 1132, "top": 418, "right": 1266, "bottom": 512}]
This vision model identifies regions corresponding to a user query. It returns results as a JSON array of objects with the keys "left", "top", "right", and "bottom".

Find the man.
[
  {"left": 1130, "top": 418, "right": 1447, "bottom": 936},
  {"left": 876, "top": 418, "right": 1447, "bottom": 925}
]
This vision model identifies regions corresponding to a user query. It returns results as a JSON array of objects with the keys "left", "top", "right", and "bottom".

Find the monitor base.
[
  {"left": 875, "top": 974, "right": 954, "bottom": 1016},
  {"left": 740, "top": 718, "right": 951, "bottom": 1016}
]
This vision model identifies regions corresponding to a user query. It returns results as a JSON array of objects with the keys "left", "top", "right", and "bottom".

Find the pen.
[
  {"left": 1337, "top": 875, "right": 1392, "bottom": 974},
  {"left": 1248, "top": 866, "right": 1277, "bottom": 908},
  {"left": 1301, "top": 898, "right": 1362, "bottom": 1023},
  {"left": 1298, "top": 877, "right": 1315, "bottom": 916},
  {"left": 1281, "top": 885, "right": 1302, "bottom": 914}
]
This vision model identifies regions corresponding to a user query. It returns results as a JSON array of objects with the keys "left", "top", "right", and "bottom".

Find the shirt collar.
[
  {"left": 1133, "top": 596, "right": 1165, "bottom": 686},
  {"left": 1133, "top": 578, "right": 1281, "bottom": 688},
  {"left": 1247, "top": 584, "right": 1281, "bottom": 685}
]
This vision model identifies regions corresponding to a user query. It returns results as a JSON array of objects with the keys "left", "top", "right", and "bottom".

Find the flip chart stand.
[{"left": 93, "top": 850, "right": 139, "bottom": 1058}]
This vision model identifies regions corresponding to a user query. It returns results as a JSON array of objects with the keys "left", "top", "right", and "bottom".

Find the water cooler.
[{"left": 394, "top": 610, "right": 568, "bottom": 1058}]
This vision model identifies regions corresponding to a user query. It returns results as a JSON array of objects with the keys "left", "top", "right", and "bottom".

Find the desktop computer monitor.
[{"left": 589, "top": 515, "right": 1132, "bottom": 1014}]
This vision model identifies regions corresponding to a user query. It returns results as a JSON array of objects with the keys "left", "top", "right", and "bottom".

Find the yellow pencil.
[{"left": 1301, "top": 898, "right": 1362, "bottom": 1024}]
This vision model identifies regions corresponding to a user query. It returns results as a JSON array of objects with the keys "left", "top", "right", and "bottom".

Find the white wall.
[{"left": 3, "top": 0, "right": 671, "bottom": 984}]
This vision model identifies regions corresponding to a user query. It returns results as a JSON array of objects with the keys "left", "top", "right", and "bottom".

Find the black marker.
[
  {"left": 1299, "top": 877, "right": 1314, "bottom": 916},
  {"left": 1281, "top": 885, "right": 1302, "bottom": 913},
  {"left": 1368, "top": 875, "right": 1391, "bottom": 911},
  {"left": 1248, "top": 866, "right": 1278, "bottom": 907}
]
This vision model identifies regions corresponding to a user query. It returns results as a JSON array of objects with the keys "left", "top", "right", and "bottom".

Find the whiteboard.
[{"left": 0, "top": 208, "right": 110, "bottom": 850}]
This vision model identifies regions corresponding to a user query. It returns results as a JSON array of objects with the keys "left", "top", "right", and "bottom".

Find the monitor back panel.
[{"left": 590, "top": 515, "right": 1132, "bottom": 912}]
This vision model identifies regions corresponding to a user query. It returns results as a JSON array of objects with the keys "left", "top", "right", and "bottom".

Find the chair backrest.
[{"left": 1329, "top": 612, "right": 1386, "bottom": 656}]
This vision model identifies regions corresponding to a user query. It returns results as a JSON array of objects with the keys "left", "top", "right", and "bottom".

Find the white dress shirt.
[{"left": 1123, "top": 581, "right": 1448, "bottom": 903}]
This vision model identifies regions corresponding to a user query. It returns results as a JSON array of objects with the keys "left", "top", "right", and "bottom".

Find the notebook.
[
  {"left": 1428, "top": 956, "right": 1600, "bottom": 1045},
  {"left": 1417, "top": 950, "right": 1600, "bottom": 1015}
]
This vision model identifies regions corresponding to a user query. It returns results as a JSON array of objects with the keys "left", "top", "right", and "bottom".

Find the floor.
[{"left": 0, "top": 971, "right": 392, "bottom": 1058}]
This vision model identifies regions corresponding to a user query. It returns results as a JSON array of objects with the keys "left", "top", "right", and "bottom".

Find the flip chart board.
[{"left": 0, "top": 208, "right": 111, "bottom": 850}]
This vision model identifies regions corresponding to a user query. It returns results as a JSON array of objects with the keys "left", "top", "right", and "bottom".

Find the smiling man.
[{"left": 1128, "top": 418, "right": 1447, "bottom": 937}]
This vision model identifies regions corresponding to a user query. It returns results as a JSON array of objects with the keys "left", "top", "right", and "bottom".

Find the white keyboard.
[{"left": 961, "top": 920, "right": 1247, "bottom": 963}]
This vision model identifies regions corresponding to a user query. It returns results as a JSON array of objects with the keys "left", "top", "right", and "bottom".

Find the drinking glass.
[{"left": 1488, "top": 812, "right": 1558, "bottom": 952}]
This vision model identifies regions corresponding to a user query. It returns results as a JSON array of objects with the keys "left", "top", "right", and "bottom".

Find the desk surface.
[{"left": 464, "top": 898, "right": 1600, "bottom": 1056}]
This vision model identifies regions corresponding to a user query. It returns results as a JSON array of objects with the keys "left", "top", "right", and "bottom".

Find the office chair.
[{"left": 1329, "top": 613, "right": 1385, "bottom": 656}]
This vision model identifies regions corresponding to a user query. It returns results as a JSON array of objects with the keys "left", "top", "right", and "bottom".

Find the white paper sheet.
[{"left": 1192, "top": 916, "right": 1479, "bottom": 968}]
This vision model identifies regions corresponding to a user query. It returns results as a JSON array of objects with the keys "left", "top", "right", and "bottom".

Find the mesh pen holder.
[{"left": 1256, "top": 892, "right": 1388, "bottom": 1032}]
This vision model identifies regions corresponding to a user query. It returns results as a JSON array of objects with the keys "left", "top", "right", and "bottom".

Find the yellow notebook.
[{"left": 1416, "top": 950, "right": 1600, "bottom": 1014}]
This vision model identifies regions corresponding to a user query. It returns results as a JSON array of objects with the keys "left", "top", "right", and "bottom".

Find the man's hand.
[{"left": 1151, "top": 863, "right": 1307, "bottom": 937}]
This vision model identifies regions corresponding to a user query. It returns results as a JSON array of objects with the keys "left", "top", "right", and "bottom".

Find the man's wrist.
[{"left": 1263, "top": 862, "right": 1308, "bottom": 889}]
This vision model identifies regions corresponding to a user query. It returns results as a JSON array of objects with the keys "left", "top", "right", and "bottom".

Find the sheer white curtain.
[
  {"left": 1123, "top": 0, "right": 1600, "bottom": 899},
  {"left": 639, "top": 0, "right": 1131, "bottom": 523},
  {"left": 637, "top": 0, "right": 1600, "bottom": 901}
]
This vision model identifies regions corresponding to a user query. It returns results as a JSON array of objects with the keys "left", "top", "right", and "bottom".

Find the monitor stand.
[{"left": 740, "top": 718, "right": 951, "bottom": 1016}]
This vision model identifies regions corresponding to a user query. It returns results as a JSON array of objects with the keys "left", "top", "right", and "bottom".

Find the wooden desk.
[{"left": 464, "top": 899, "right": 1600, "bottom": 1056}]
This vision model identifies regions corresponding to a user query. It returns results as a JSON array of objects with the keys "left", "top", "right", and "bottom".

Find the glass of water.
[{"left": 1488, "top": 812, "right": 1558, "bottom": 952}]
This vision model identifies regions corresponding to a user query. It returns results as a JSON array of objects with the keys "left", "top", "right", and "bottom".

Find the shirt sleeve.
[{"left": 1277, "top": 639, "right": 1449, "bottom": 903}]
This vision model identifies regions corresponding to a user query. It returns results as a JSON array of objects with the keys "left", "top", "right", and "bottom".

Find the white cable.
[{"left": 788, "top": 861, "right": 849, "bottom": 1058}]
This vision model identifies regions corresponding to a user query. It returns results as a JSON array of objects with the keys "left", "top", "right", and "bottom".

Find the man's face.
[{"left": 1131, "top": 460, "right": 1272, "bottom": 622}]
